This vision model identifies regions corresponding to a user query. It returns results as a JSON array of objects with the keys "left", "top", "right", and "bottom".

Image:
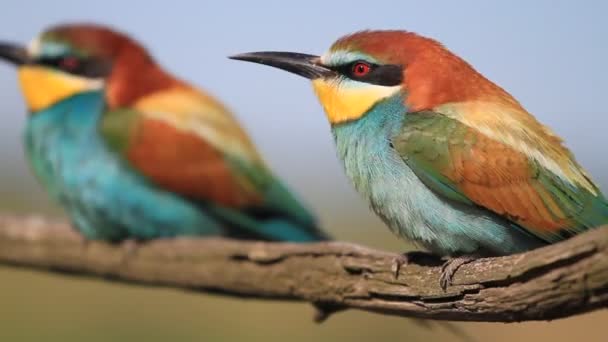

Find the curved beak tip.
[{"left": 228, "top": 53, "right": 258, "bottom": 62}]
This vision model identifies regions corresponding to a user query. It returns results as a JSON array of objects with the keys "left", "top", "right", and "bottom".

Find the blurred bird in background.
[
  {"left": 231, "top": 30, "right": 608, "bottom": 287},
  {"left": 0, "top": 23, "right": 329, "bottom": 242}
]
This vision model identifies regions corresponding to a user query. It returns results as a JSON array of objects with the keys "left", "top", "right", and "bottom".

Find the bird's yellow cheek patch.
[
  {"left": 18, "top": 66, "right": 103, "bottom": 112},
  {"left": 312, "top": 79, "right": 401, "bottom": 124}
]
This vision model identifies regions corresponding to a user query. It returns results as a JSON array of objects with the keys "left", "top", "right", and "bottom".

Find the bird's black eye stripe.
[
  {"left": 330, "top": 60, "right": 403, "bottom": 86},
  {"left": 34, "top": 56, "right": 112, "bottom": 78}
]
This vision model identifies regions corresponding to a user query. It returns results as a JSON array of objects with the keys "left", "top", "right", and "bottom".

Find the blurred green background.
[{"left": 1, "top": 0, "right": 607, "bottom": 341}]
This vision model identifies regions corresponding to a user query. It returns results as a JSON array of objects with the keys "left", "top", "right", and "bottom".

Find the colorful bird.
[
  {"left": 0, "top": 23, "right": 328, "bottom": 242},
  {"left": 231, "top": 30, "right": 608, "bottom": 287}
]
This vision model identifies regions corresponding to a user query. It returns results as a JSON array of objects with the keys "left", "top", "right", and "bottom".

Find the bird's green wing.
[
  {"left": 393, "top": 109, "right": 608, "bottom": 243},
  {"left": 100, "top": 86, "right": 326, "bottom": 241}
]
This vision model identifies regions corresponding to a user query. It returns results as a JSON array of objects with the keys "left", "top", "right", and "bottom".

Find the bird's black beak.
[
  {"left": 229, "top": 51, "right": 333, "bottom": 80},
  {"left": 0, "top": 42, "right": 30, "bottom": 66}
]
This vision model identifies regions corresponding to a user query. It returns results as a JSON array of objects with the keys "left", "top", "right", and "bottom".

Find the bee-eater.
[
  {"left": 0, "top": 23, "right": 329, "bottom": 242},
  {"left": 231, "top": 30, "right": 608, "bottom": 287}
]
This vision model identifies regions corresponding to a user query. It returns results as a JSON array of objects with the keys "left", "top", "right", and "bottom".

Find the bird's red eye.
[
  {"left": 60, "top": 57, "right": 80, "bottom": 71},
  {"left": 351, "top": 62, "right": 371, "bottom": 77}
]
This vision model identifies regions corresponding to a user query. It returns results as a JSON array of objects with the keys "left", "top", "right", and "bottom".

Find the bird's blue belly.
[
  {"left": 331, "top": 95, "right": 544, "bottom": 256},
  {"left": 24, "top": 91, "right": 222, "bottom": 240}
]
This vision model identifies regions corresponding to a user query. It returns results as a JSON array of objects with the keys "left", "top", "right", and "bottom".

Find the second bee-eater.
[
  {"left": 231, "top": 30, "right": 608, "bottom": 287},
  {"left": 0, "top": 23, "right": 329, "bottom": 242}
]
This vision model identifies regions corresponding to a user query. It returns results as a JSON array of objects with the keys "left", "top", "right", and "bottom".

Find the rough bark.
[{"left": 0, "top": 214, "right": 606, "bottom": 322}]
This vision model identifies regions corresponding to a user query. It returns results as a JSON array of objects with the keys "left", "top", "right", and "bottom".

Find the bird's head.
[
  {"left": 0, "top": 23, "right": 173, "bottom": 112},
  {"left": 231, "top": 30, "right": 505, "bottom": 124}
]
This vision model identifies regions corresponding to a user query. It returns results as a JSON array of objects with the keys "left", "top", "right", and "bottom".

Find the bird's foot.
[
  {"left": 391, "top": 253, "right": 409, "bottom": 279},
  {"left": 440, "top": 256, "right": 477, "bottom": 291}
]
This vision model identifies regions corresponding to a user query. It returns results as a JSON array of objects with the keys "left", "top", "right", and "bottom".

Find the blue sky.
[{"left": 0, "top": 0, "right": 606, "bottom": 236}]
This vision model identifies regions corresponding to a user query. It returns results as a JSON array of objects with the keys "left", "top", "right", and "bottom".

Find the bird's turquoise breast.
[
  {"left": 331, "top": 94, "right": 544, "bottom": 256},
  {"left": 24, "top": 91, "right": 223, "bottom": 240}
]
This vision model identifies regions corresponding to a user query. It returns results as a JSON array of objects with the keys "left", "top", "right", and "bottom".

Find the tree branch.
[{"left": 0, "top": 214, "right": 607, "bottom": 322}]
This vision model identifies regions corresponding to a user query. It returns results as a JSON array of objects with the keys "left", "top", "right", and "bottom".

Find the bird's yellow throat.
[
  {"left": 17, "top": 65, "right": 103, "bottom": 112},
  {"left": 311, "top": 78, "right": 401, "bottom": 124}
]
